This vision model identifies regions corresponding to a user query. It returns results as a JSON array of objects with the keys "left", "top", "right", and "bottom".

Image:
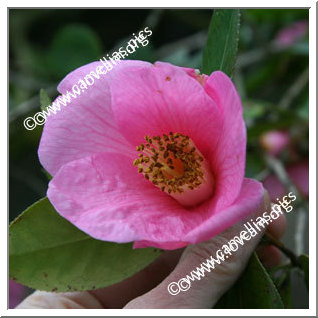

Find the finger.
[
  {"left": 16, "top": 291, "right": 103, "bottom": 309},
  {"left": 124, "top": 192, "right": 271, "bottom": 309},
  {"left": 267, "top": 204, "right": 287, "bottom": 239},
  {"left": 257, "top": 245, "right": 282, "bottom": 268},
  {"left": 256, "top": 202, "right": 286, "bottom": 268}
]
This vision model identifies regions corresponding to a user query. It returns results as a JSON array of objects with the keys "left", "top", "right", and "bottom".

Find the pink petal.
[
  {"left": 177, "top": 66, "right": 208, "bottom": 85},
  {"left": 184, "top": 178, "right": 264, "bottom": 244},
  {"left": 109, "top": 61, "right": 223, "bottom": 163},
  {"left": 48, "top": 152, "right": 263, "bottom": 250},
  {"left": 38, "top": 60, "right": 152, "bottom": 176},
  {"left": 133, "top": 240, "right": 189, "bottom": 250},
  {"left": 204, "top": 71, "right": 246, "bottom": 210},
  {"left": 47, "top": 153, "right": 211, "bottom": 245},
  {"left": 57, "top": 60, "right": 152, "bottom": 93}
]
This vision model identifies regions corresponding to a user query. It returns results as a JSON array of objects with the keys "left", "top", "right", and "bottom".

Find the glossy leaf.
[
  {"left": 298, "top": 254, "right": 309, "bottom": 290},
  {"left": 38, "top": 89, "right": 52, "bottom": 180},
  {"left": 9, "top": 197, "right": 162, "bottom": 292},
  {"left": 202, "top": 9, "right": 240, "bottom": 76},
  {"left": 47, "top": 24, "right": 103, "bottom": 78},
  {"left": 270, "top": 266, "right": 292, "bottom": 309},
  {"left": 214, "top": 253, "right": 284, "bottom": 308},
  {"left": 39, "top": 88, "right": 51, "bottom": 112}
]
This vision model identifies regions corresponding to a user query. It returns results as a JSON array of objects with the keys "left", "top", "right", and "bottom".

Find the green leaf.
[
  {"left": 38, "top": 89, "right": 52, "bottom": 180},
  {"left": 214, "top": 253, "right": 284, "bottom": 308},
  {"left": 47, "top": 24, "right": 103, "bottom": 78},
  {"left": 298, "top": 254, "right": 309, "bottom": 290},
  {"left": 278, "top": 270, "right": 292, "bottom": 309},
  {"left": 41, "top": 168, "right": 52, "bottom": 181},
  {"left": 9, "top": 197, "right": 162, "bottom": 292},
  {"left": 270, "top": 266, "right": 292, "bottom": 308},
  {"left": 39, "top": 88, "right": 51, "bottom": 112},
  {"left": 202, "top": 9, "right": 240, "bottom": 76}
]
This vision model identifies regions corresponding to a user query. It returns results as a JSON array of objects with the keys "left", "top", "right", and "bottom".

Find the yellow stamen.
[{"left": 133, "top": 132, "right": 207, "bottom": 195}]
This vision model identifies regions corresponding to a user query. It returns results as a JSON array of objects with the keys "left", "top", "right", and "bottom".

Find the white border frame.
[{"left": 3, "top": 1, "right": 316, "bottom": 316}]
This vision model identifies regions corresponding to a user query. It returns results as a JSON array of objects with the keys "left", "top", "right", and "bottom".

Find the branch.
[{"left": 278, "top": 67, "right": 309, "bottom": 110}]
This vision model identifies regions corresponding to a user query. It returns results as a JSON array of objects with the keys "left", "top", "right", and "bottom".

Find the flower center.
[{"left": 133, "top": 132, "right": 214, "bottom": 207}]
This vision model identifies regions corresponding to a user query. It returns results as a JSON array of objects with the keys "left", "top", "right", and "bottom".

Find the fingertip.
[
  {"left": 257, "top": 245, "right": 282, "bottom": 268},
  {"left": 261, "top": 188, "right": 286, "bottom": 239},
  {"left": 267, "top": 209, "right": 287, "bottom": 239}
]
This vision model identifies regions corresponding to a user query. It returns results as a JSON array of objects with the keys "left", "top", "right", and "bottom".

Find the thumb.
[{"left": 125, "top": 191, "right": 271, "bottom": 309}]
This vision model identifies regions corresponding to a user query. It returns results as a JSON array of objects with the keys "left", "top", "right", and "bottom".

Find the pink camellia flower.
[
  {"left": 38, "top": 61, "right": 264, "bottom": 250},
  {"left": 275, "top": 20, "right": 308, "bottom": 48},
  {"left": 259, "top": 130, "right": 290, "bottom": 156}
]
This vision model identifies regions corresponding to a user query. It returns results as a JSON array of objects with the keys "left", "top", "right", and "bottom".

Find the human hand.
[{"left": 16, "top": 191, "right": 286, "bottom": 309}]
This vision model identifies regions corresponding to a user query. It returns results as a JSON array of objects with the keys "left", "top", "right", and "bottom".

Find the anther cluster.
[{"left": 133, "top": 132, "right": 204, "bottom": 194}]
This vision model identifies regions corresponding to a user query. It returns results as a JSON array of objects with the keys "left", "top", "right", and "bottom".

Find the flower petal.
[
  {"left": 133, "top": 240, "right": 189, "bottom": 250},
  {"left": 47, "top": 153, "right": 211, "bottom": 246},
  {"left": 38, "top": 60, "right": 152, "bottom": 176},
  {"left": 57, "top": 60, "right": 152, "bottom": 94},
  {"left": 204, "top": 71, "right": 246, "bottom": 210},
  {"left": 184, "top": 178, "right": 264, "bottom": 244},
  {"left": 109, "top": 61, "right": 223, "bottom": 161}
]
